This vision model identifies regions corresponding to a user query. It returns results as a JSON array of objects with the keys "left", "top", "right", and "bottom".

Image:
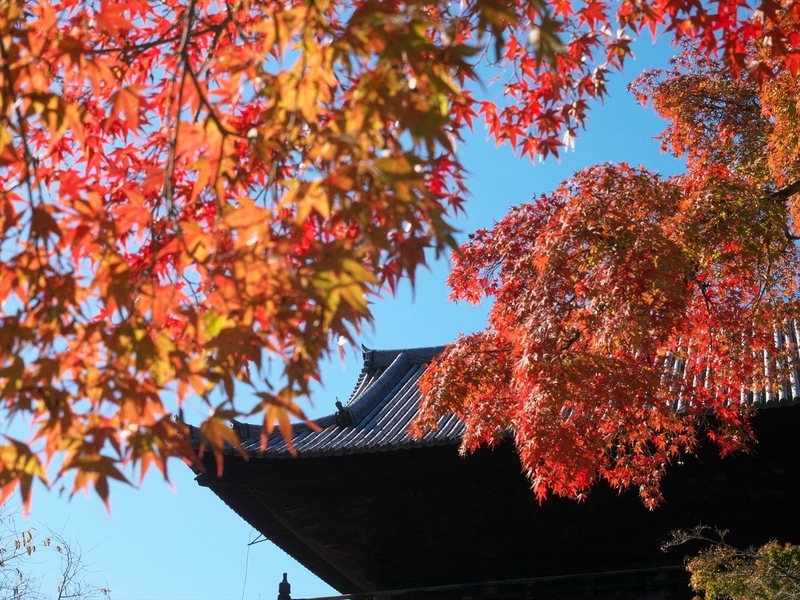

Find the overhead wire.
[{"left": 241, "top": 528, "right": 256, "bottom": 600}]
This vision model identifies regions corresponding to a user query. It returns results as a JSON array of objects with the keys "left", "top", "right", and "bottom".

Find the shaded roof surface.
[{"left": 229, "top": 345, "right": 463, "bottom": 458}]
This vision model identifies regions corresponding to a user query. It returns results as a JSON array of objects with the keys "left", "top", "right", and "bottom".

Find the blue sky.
[{"left": 12, "top": 36, "right": 686, "bottom": 600}]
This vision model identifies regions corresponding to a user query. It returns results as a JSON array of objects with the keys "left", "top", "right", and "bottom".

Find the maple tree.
[
  {"left": 2, "top": 0, "right": 800, "bottom": 510},
  {"left": 416, "top": 39, "right": 800, "bottom": 507}
]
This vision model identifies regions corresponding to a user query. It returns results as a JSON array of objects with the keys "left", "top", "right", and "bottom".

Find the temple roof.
[
  {"left": 225, "top": 345, "right": 464, "bottom": 458},
  {"left": 201, "top": 339, "right": 800, "bottom": 461},
  {"left": 191, "top": 344, "right": 800, "bottom": 597}
]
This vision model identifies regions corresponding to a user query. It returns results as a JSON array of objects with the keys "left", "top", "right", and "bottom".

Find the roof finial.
[
  {"left": 277, "top": 573, "right": 291, "bottom": 600},
  {"left": 335, "top": 397, "right": 354, "bottom": 427}
]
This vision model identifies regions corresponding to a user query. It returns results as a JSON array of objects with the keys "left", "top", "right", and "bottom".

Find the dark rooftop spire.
[{"left": 277, "top": 573, "right": 291, "bottom": 600}]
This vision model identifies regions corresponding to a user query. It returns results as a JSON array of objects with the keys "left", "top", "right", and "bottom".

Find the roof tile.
[{"left": 217, "top": 345, "right": 458, "bottom": 459}]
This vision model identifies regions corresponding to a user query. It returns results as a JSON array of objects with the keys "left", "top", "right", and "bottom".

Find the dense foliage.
[
  {"left": 667, "top": 527, "right": 800, "bottom": 600},
  {"left": 416, "top": 42, "right": 800, "bottom": 507},
  {"left": 2, "top": 0, "right": 800, "bottom": 508}
]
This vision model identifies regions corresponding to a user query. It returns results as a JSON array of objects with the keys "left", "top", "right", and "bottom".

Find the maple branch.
[
  {"left": 693, "top": 277, "right": 715, "bottom": 356},
  {"left": 84, "top": 27, "right": 196, "bottom": 57},
  {"left": 475, "top": 32, "right": 499, "bottom": 65},
  {"left": 0, "top": 40, "right": 35, "bottom": 204},
  {"left": 555, "top": 328, "right": 581, "bottom": 356},
  {"left": 162, "top": 0, "right": 199, "bottom": 207},
  {"left": 263, "top": 17, "right": 316, "bottom": 202},
  {"left": 185, "top": 67, "right": 242, "bottom": 139},
  {"left": 0, "top": 39, "right": 57, "bottom": 283},
  {"left": 769, "top": 179, "right": 800, "bottom": 202}
]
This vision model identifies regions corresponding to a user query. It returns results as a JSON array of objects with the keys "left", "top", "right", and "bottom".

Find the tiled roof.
[
  {"left": 193, "top": 331, "right": 800, "bottom": 460},
  {"left": 227, "top": 345, "right": 464, "bottom": 458}
]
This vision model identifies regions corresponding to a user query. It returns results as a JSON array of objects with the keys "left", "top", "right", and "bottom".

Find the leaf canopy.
[{"left": 417, "top": 40, "right": 800, "bottom": 507}]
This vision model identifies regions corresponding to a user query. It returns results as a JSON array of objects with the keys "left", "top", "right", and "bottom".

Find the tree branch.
[{"left": 769, "top": 179, "right": 800, "bottom": 202}]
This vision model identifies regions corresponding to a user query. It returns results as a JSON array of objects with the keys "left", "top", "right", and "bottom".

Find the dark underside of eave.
[{"left": 196, "top": 405, "right": 800, "bottom": 598}]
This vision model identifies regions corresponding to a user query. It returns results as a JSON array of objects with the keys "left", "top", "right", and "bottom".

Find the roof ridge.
[
  {"left": 361, "top": 345, "right": 446, "bottom": 369},
  {"left": 337, "top": 351, "right": 411, "bottom": 426}
]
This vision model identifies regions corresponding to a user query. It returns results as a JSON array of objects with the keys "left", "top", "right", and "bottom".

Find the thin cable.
[{"left": 241, "top": 528, "right": 255, "bottom": 600}]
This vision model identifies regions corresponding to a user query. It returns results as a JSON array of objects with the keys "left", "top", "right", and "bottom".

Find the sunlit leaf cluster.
[{"left": 667, "top": 526, "right": 800, "bottom": 600}]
